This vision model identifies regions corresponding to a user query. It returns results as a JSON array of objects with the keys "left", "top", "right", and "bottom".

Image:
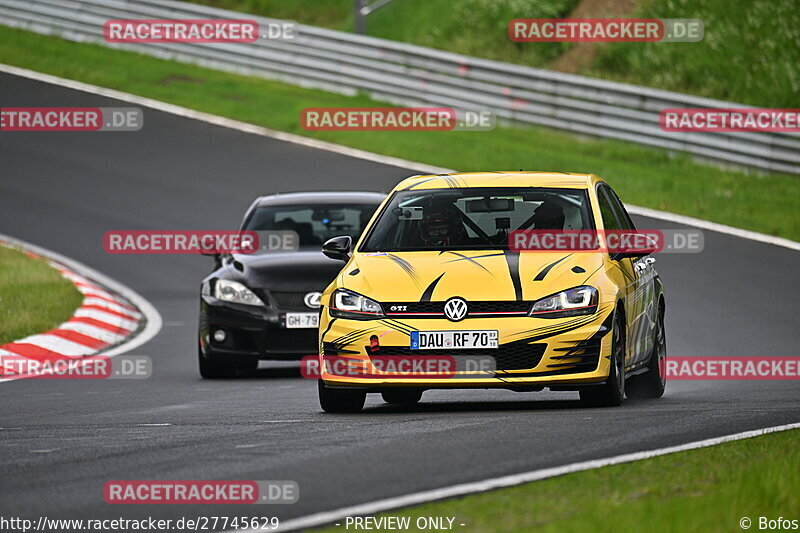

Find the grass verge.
[
  {"left": 0, "top": 246, "right": 83, "bottom": 345},
  {"left": 0, "top": 26, "right": 798, "bottom": 240},
  {"left": 312, "top": 429, "right": 800, "bottom": 533}
]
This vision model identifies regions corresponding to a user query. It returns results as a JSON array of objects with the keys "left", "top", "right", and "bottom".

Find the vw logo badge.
[
  {"left": 304, "top": 291, "right": 322, "bottom": 309},
  {"left": 443, "top": 297, "right": 468, "bottom": 322}
]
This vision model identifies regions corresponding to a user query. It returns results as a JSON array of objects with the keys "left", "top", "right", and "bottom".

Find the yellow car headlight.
[
  {"left": 529, "top": 286, "right": 598, "bottom": 318},
  {"left": 330, "top": 289, "right": 385, "bottom": 320}
]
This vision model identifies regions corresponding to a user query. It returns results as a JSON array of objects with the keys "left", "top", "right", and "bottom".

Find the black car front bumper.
[{"left": 199, "top": 294, "right": 319, "bottom": 361}]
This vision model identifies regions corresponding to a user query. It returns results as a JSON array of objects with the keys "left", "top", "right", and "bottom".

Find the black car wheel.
[
  {"left": 198, "top": 345, "right": 257, "bottom": 379},
  {"left": 318, "top": 380, "right": 366, "bottom": 413},
  {"left": 626, "top": 303, "right": 666, "bottom": 399},
  {"left": 381, "top": 389, "right": 423, "bottom": 405},
  {"left": 580, "top": 310, "right": 625, "bottom": 407}
]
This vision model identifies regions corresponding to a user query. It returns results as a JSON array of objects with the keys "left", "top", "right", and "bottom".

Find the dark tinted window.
[
  {"left": 597, "top": 186, "right": 622, "bottom": 231},
  {"left": 604, "top": 186, "right": 636, "bottom": 230},
  {"left": 361, "top": 187, "right": 594, "bottom": 252},
  {"left": 243, "top": 204, "right": 377, "bottom": 249}
]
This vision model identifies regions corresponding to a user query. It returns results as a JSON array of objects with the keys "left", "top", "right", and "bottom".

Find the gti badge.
[
  {"left": 443, "top": 297, "right": 468, "bottom": 322},
  {"left": 304, "top": 291, "right": 322, "bottom": 309}
]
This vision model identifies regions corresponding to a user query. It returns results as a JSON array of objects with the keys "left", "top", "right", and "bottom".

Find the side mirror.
[
  {"left": 322, "top": 236, "right": 352, "bottom": 261},
  {"left": 610, "top": 234, "right": 658, "bottom": 261}
]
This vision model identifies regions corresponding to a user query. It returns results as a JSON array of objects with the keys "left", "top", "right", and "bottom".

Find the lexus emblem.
[
  {"left": 443, "top": 297, "right": 468, "bottom": 322},
  {"left": 304, "top": 291, "right": 322, "bottom": 309}
]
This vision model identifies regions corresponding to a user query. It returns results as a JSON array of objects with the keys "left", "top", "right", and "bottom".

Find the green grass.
[
  {"left": 186, "top": 0, "right": 799, "bottom": 107},
  {"left": 0, "top": 246, "right": 83, "bottom": 345},
  {"left": 587, "top": 0, "right": 800, "bottom": 107},
  {"left": 312, "top": 429, "right": 800, "bottom": 533},
  {"left": 1, "top": 26, "right": 798, "bottom": 240}
]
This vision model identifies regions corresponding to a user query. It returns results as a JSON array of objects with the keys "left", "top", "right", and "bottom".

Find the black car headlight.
[
  {"left": 529, "top": 286, "right": 598, "bottom": 318},
  {"left": 329, "top": 289, "right": 385, "bottom": 320},
  {"left": 213, "top": 279, "right": 265, "bottom": 307}
]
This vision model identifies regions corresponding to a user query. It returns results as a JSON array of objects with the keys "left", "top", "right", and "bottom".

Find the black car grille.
[
  {"left": 324, "top": 343, "right": 547, "bottom": 371},
  {"left": 270, "top": 291, "right": 313, "bottom": 310},
  {"left": 383, "top": 300, "right": 531, "bottom": 318},
  {"left": 268, "top": 328, "right": 318, "bottom": 353}
]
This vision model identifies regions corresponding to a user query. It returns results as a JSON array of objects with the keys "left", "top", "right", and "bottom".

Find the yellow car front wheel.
[{"left": 580, "top": 310, "right": 625, "bottom": 407}]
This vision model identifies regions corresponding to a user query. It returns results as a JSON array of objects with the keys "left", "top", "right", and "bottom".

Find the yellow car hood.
[{"left": 342, "top": 250, "right": 604, "bottom": 302}]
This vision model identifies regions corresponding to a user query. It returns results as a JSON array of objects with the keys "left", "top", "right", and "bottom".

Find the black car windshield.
[
  {"left": 243, "top": 204, "right": 377, "bottom": 251},
  {"left": 360, "top": 187, "right": 594, "bottom": 252}
]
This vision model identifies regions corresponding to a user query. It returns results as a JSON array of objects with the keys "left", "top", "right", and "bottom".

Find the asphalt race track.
[{"left": 1, "top": 72, "right": 799, "bottom": 527}]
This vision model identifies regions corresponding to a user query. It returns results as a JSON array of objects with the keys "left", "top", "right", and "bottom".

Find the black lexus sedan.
[{"left": 198, "top": 191, "right": 385, "bottom": 378}]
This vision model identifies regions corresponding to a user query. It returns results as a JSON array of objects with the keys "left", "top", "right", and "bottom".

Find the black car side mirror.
[
  {"left": 322, "top": 236, "right": 352, "bottom": 261},
  {"left": 610, "top": 234, "right": 658, "bottom": 261}
]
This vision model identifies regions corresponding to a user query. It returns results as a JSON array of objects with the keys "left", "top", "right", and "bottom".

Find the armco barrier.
[{"left": 1, "top": 0, "right": 798, "bottom": 175}]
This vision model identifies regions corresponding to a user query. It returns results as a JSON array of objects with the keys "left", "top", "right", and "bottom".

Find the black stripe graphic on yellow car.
[
  {"left": 331, "top": 327, "right": 364, "bottom": 345},
  {"left": 506, "top": 312, "right": 599, "bottom": 342},
  {"left": 420, "top": 273, "right": 445, "bottom": 302},
  {"left": 441, "top": 174, "right": 464, "bottom": 188},
  {"left": 548, "top": 312, "right": 613, "bottom": 362},
  {"left": 380, "top": 318, "right": 416, "bottom": 336},
  {"left": 454, "top": 252, "right": 505, "bottom": 261},
  {"left": 533, "top": 254, "right": 572, "bottom": 281},
  {"left": 387, "top": 253, "right": 420, "bottom": 284},
  {"left": 444, "top": 251, "right": 494, "bottom": 276},
  {"left": 320, "top": 317, "right": 337, "bottom": 341},
  {"left": 502, "top": 312, "right": 615, "bottom": 377},
  {"left": 508, "top": 315, "right": 597, "bottom": 344},
  {"left": 402, "top": 177, "right": 438, "bottom": 190},
  {"left": 331, "top": 326, "right": 379, "bottom": 349},
  {"left": 503, "top": 250, "right": 523, "bottom": 301}
]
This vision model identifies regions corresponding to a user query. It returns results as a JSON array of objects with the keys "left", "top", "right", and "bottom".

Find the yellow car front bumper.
[{"left": 319, "top": 305, "right": 615, "bottom": 389}]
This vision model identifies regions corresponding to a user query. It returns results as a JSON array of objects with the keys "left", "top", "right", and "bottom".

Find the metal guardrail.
[{"left": 1, "top": 0, "right": 798, "bottom": 175}]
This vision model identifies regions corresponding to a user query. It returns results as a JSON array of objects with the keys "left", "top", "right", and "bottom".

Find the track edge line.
[{"left": 0, "top": 233, "right": 162, "bottom": 371}]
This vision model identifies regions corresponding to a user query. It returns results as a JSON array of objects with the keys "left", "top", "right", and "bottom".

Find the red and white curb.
[{"left": 0, "top": 235, "right": 161, "bottom": 381}]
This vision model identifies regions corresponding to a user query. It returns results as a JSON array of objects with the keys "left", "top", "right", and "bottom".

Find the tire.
[
  {"left": 626, "top": 304, "right": 666, "bottom": 399},
  {"left": 198, "top": 347, "right": 257, "bottom": 379},
  {"left": 318, "top": 380, "right": 366, "bottom": 413},
  {"left": 580, "top": 310, "right": 625, "bottom": 407},
  {"left": 381, "top": 389, "right": 423, "bottom": 405}
]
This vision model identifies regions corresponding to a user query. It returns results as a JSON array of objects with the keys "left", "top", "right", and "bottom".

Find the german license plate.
[
  {"left": 410, "top": 330, "right": 498, "bottom": 350},
  {"left": 285, "top": 312, "right": 319, "bottom": 329}
]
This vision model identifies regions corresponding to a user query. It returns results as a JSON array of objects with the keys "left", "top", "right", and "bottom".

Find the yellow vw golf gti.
[{"left": 317, "top": 172, "right": 666, "bottom": 412}]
